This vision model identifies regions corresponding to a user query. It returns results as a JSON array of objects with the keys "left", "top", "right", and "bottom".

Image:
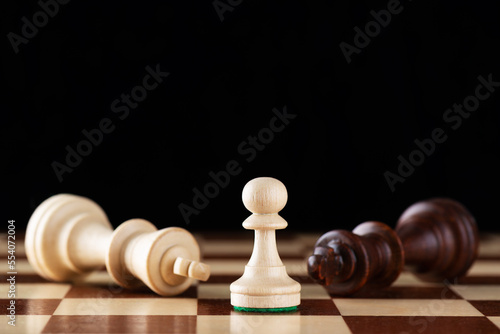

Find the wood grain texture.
[{"left": 3, "top": 232, "right": 499, "bottom": 334}]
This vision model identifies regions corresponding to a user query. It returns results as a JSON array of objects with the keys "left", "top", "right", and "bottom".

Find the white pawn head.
[{"left": 242, "top": 177, "right": 288, "bottom": 214}]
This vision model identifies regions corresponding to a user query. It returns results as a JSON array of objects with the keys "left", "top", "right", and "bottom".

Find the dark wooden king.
[{"left": 307, "top": 198, "right": 479, "bottom": 296}]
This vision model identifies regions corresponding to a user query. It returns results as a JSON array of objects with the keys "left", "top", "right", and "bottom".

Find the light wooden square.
[
  {"left": 204, "top": 259, "right": 307, "bottom": 275},
  {"left": 467, "top": 260, "right": 500, "bottom": 276},
  {"left": 333, "top": 298, "right": 483, "bottom": 316},
  {"left": 197, "top": 315, "right": 351, "bottom": 334},
  {"left": 488, "top": 316, "right": 500, "bottom": 329},
  {"left": 0, "top": 315, "right": 50, "bottom": 334},
  {"left": 478, "top": 234, "right": 500, "bottom": 257},
  {"left": 53, "top": 298, "right": 197, "bottom": 315},
  {"left": 0, "top": 259, "right": 36, "bottom": 274},
  {"left": 198, "top": 284, "right": 231, "bottom": 299},
  {"left": 392, "top": 272, "right": 444, "bottom": 287},
  {"left": 0, "top": 283, "right": 71, "bottom": 299},
  {"left": 300, "top": 284, "right": 331, "bottom": 299},
  {"left": 203, "top": 260, "right": 247, "bottom": 275},
  {"left": 450, "top": 285, "right": 500, "bottom": 300}
]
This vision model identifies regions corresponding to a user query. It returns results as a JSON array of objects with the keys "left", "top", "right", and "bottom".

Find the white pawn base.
[{"left": 230, "top": 266, "right": 301, "bottom": 309}]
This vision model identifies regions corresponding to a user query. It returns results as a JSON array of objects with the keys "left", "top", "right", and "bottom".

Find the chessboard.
[{"left": 1, "top": 232, "right": 499, "bottom": 334}]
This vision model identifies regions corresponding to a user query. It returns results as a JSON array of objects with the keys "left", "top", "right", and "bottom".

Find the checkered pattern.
[{"left": 1, "top": 232, "right": 499, "bottom": 333}]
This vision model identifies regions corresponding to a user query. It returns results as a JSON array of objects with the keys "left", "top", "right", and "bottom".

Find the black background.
[{"left": 2, "top": 0, "right": 500, "bottom": 233}]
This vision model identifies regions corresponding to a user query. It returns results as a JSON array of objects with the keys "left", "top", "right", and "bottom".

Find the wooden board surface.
[{"left": 0, "top": 232, "right": 499, "bottom": 333}]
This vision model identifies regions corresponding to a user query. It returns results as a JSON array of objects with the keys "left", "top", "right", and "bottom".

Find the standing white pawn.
[{"left": 230, "top": 177, "right": 301, "bottom": 311}]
